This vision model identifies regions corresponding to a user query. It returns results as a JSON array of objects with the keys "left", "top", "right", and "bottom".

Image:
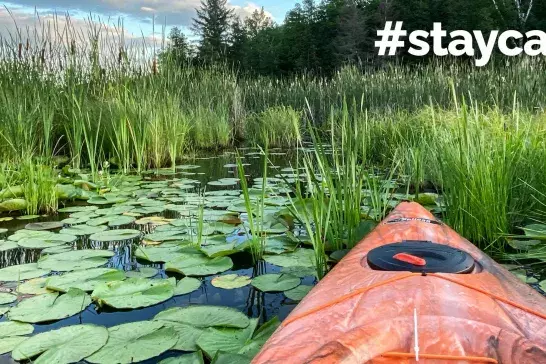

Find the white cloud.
[{"left": 4, "top": 0, "right": 269, "bottom": 27}]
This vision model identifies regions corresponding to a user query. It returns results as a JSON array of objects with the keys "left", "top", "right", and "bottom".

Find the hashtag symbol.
[{"left": 375, "top": 21, "right": 406, "bottom": 56}]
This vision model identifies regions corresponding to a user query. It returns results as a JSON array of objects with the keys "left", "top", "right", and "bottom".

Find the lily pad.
[
  {"left": 145, "top": 230, "right": 189, "bottom": 242},
  {"left": 174, "top": 277, "right": 202, "bottom": 296},
  {"left": 284, "top": 285, "right": 313, "bottom": 300},
  {"left": 264, "top": 236, "right": 298, "bottom": 255},
  {"left": 522, "top": 224, "right": 546, "bottom": 239},
  {"left": 211, "top": 274, "right": 251, "bottom": 289},
  {"left": 160, "top": 351, "right": 205, "bottom": 364},
  {"left": 46, "top": 268, "right": 125, "bottom": 292},
  {"left": 166, "top": 254, "right": 233, "bottom": 276},
  {"left": 263, "top": 249, "right": 316, "bottom": 268},
  {"left": 125, "top": 267, "right": 159, "bottom": 278},
  {"left": 237, "top": 317, "right": 280, "bottom": 357},
  {"left": 251, "top": 274, "right": 300, "bottom": 292},
  {"left": 200, "top": 243, "right": 239, "bottom": 258},
  {"left": 60, "top": 224, "right": 108, "bottom": 236},
  {"left": 91, "top": 277, "right": 174, "bottom": 309},
  {"left": 11, "top": 324, "right": 108, "bottom": 364},
  {"left": 41, "top": 245, "right": 73, "bottom": 255},
  {"left": 86, "top": 321, "right": 178, "bottom": 364},
  {"left": 154, "top": 306, "right": 250, "bottom": 329},
  {"left": 9, "top": 230, "right": 76, "bottom": 243},
  {"left": 58, "top": 205, "right": 99, "bottom": 213},
  {"left": 0, "top": 306, "right": 9, "bottom": 316},
  {"left": 8, "top": 288, "right": 91, "bottom": 323},
  {"left": 25, "top": 221, "right": 64, "bottom": 231},
  {"left": 89, "top": 229, "right": 141, "bottom": 242},
  {"left": 38, "top": 249, "right": 114, "bottom": 272},
  {"left": 17, "top": 277, "right": 52, "bottom": 295},
  {"left": 196, "top": 319, "right": 257, "bottom": 359},
  {"left": 0, "top": 321, "right": 34, "bottom": 355},
  {"left": 17, "top": 238, "right": 69, "bottom": 249},
  {"left": 0, "top": 240, "right": 18, "bottom": 252},
  {"left": 0, "top": 263, "right": 51, "bottom": 281},
  {"left": 0, "top": 292, "right": 17, "bottom": 304},
  {"left": 280, "top": 266, "right": 317, "bottom": 278},
  {"left": 211, "top": 352, "right": 251, "bottom": 364},
  {"left": 135, "top": 245, "right": 193, "bottom": 263},
  {"left": 0, "top": 337, "right": 29, "bottom": 356},
  {"left": 0, "top": 198, "right": 28, "bottom": 212}
]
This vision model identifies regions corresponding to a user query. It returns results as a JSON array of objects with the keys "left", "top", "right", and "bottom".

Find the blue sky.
[{"left": 1, "top": 0, "right": 296, "bottom": 39}]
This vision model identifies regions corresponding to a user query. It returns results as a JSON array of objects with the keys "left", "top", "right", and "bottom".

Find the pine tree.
[
  {"left": 245, "top": 7, "right": 274, "bottom": 38},
  {"left": 192, "top": 0, "right": 234, "bottom": 62},
  {"left": 161, "top": 27, "right": 191, "bottom": 66}
]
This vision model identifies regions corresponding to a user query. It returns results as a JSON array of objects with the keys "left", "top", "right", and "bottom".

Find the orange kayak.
[{"left": 254, "top": 202, "right": 546, "bottom": 363}]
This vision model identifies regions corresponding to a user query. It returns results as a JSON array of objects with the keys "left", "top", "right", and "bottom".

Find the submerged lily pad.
[
  {"left": 8, "top": 288, "right": 91, "bottom": 323},
  {"left": 38, "top": 250, "right": 114, "bottom": 272},
  {"left": 211, "top": 274, "right": 251, "bottom": 289},
  {"left": 166, "top": 255, "right": 233, "bottom": 277},
  {"left": 251, "top": 274, "right": 300, "bottom": 292},
  {"left": 0, "top": 263, "right": 51, "bottom": 281},
  {"left": 46, "top": 268, "right": 125, "bottom": 292},
  {"left": 11, "top": 324, "right": 108, "bottom": 364},
  {"left": 284, "top": 285, "right": 313, "bottom": 300},
  {"left": 89, "top": 229, "right": 141, "bottom": 242},
  {"left": 92, "top": 277, "right": 174, "bottom": 309},
  {"left": 174, "top": 277, "right": 202, "bottom": 296},
  {"left": 86, "top": 321, "right": 178, "bottom": 364}
]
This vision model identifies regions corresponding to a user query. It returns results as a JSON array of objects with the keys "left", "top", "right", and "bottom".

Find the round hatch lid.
[{"left": 366, "top": 241, "right": 475, "bottom": 274}]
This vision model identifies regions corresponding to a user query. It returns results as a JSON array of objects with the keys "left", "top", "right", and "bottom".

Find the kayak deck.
[{"left": 254, "top": 202, "right": 546, "bottom": 363}]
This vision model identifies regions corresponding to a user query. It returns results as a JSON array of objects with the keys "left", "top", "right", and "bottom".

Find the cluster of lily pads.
[{"left": 0, "top": 168, "right": 324, "bottom": 363}]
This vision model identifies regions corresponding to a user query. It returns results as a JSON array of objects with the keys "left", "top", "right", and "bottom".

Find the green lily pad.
[
  {"left": 211, "top": 274, "right": 251, "bottom": 289},
  {"left": 160, "top": 351, "right": 205, "bottom": 364},
  {"left": 145, "top": 230, "right": 189, "bottom": 242},
  {"left": 9, "top": 230, "right": 76, "bottom": 243},
  {"left": 211, "top": 352, "right": 251, "bottom": 364},
  {"left": 8, "top": 288, "right": 91, "bottom": 323},
  {"left": 87, "top": 321, "right": 178, "bottom": 364},
  {"left": 0, "top": 292, "right": 17, "bottom": 304},
  {"left": 88, "top": 195, "right": 128, "bottom": 205},
  {"left": 200, "top": 243, "right": 239, "bottom": 258},
  {"left": 264, "top": 236, "right": 298, "bottom": 255},
  {"left": 251, "top": 274, "right": 300, "bottom": 292},
  {"left": 0, "top": 337, "right": 29, "bottom": 356},
  {"left": 0, "top": 263, "right": 51, "bottom": 281},
  {"left": 237, "top": 317, "right": 280, "bottom": 358},
  {"left": 38, "top": 250, "right": 114, "bottom": 272},
  {"left": 166, "top": 254, "right": 233, "bottom": 276},
  {"left": 0, "top": 321, "right": 34, "bottom": 337},
  {"left": 25, "top": 221, "right": 64, "bottom": 231},
  {"left": 507, "top": 239, "right": 541, "bottom": 250},
  {"left": 414, "top": 192, "right": 439, "bottom": 205},
  {"left": 60, "top": 224, "right": 108, "bottom": 236},
  {"left": 135, "top": 245, "right": 194, "bottom": 263},
  {"left": 522, "top": 224, "right": 546, "bottom": 239},
  {"left": 154, "top": 306, "right": 250, "bottom": 329},
  {"left": 0, "top": 240, "right": 18, "bottom": 252},
  {"left": 11, "top": 324, "right": 108, "bottom": 364},
  {"left": 95, "top": 205, "right": 134, "bottom": 216},
  {"left": 174, "top": 277, "right": 202, "bottom": 296},
  {"left": 91, "top": 277, "right": 174, "bottom": 309},
  {"left": 280, "top": 266, "right": 317, "bottom": 278},
  {"left": 87, "top": 215, "right": 135, "bottom": 227},
  {"left": 17, "top": 277, "right": 52, "bottom": 295},
  {"left": 46, "top": 268, "right": 125, "bottom": 292},
  {"left": 58, "top": 205, "right": 99, "bottom": 213},
  {"left": 0, "top": 198, "right": 28, "bottom": 212},
  {"left": 196, "top": 319, "right": 258, "bottom": 359},
  {"left": 284, "top": 285, "right": 313, "bottom": 300},
  {"left": 263, "top": 249, "right": 316, "bottom": 268},
  {"left": 17, "top": 238, "right": 69, "bottom": 249},
  {"left": 89, "top": 229, "right": 141, "bottom": 242},
  {"left": 125, "top": 267, "right": 159, "bottom": 278},
  {"left": 41, "top": 245, "right": 73, "bottom": 255},
  {"left": 0, "top": 306, "right": 9, "bottom": 316}
]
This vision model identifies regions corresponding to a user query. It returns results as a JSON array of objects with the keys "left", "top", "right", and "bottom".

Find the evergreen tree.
[
  {"left": 192, "top": 0, "right": 234, "bottom": 62},
  {"left": 159, "top": 27, "right": 191, "bottom": 66}
]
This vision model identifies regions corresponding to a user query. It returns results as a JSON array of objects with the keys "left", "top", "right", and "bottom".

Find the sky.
[{"left": 1, "top": 0, "right": 296, "bottom": 41}]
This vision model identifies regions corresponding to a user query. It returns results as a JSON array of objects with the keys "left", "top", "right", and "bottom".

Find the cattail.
[
  {"left": 18, "top": 43, "right": 22, "bottom": 59},
  {"left": 40, "top": 48, "right": 45, "bottom": 64},
  {"left": 152, "top": 58, "right": 157, "bottom": 75}
]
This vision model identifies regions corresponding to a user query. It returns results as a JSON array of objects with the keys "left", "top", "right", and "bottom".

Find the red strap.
[{"left": 393, "top": 253, "right": 426, "bottom": 266}]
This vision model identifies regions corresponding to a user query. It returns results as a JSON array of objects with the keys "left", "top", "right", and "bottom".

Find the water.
[{"left": 0, "top": 147, "right": 543, "bottom": 363}]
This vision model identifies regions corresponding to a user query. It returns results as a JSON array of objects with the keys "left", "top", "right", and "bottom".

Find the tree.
[
  {"left": 159, "top": 27, "right": 192, "bottom": 66},
  {"left": 229, "top": 18, "right": 248, "bottom": 66},
  {"left": 192, "top": 0, "right": 234, "bottom": 62},
  {"left": 335, "top": 1, "right": 368, "bottom": 64},
  {"left": 245, "top": 7, "right": 274, "bottom": 38}
]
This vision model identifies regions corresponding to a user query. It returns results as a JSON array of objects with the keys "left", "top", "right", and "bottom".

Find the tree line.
[{"left": 161, "top": 0, "right": 546, "bottom": 76}]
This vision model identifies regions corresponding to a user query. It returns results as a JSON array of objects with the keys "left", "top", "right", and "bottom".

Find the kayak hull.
[{"left": 254, "top": 202, "right": 546, "bottom": 363}]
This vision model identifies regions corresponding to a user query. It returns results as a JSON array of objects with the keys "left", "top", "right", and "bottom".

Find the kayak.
[{"left": 254, "top": 202, "right": 546, "bottom": 363}]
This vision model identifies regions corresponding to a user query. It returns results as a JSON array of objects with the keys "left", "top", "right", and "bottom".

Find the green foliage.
[{"left": 247, "top": 106, "right": 301, "bottom": 147}]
